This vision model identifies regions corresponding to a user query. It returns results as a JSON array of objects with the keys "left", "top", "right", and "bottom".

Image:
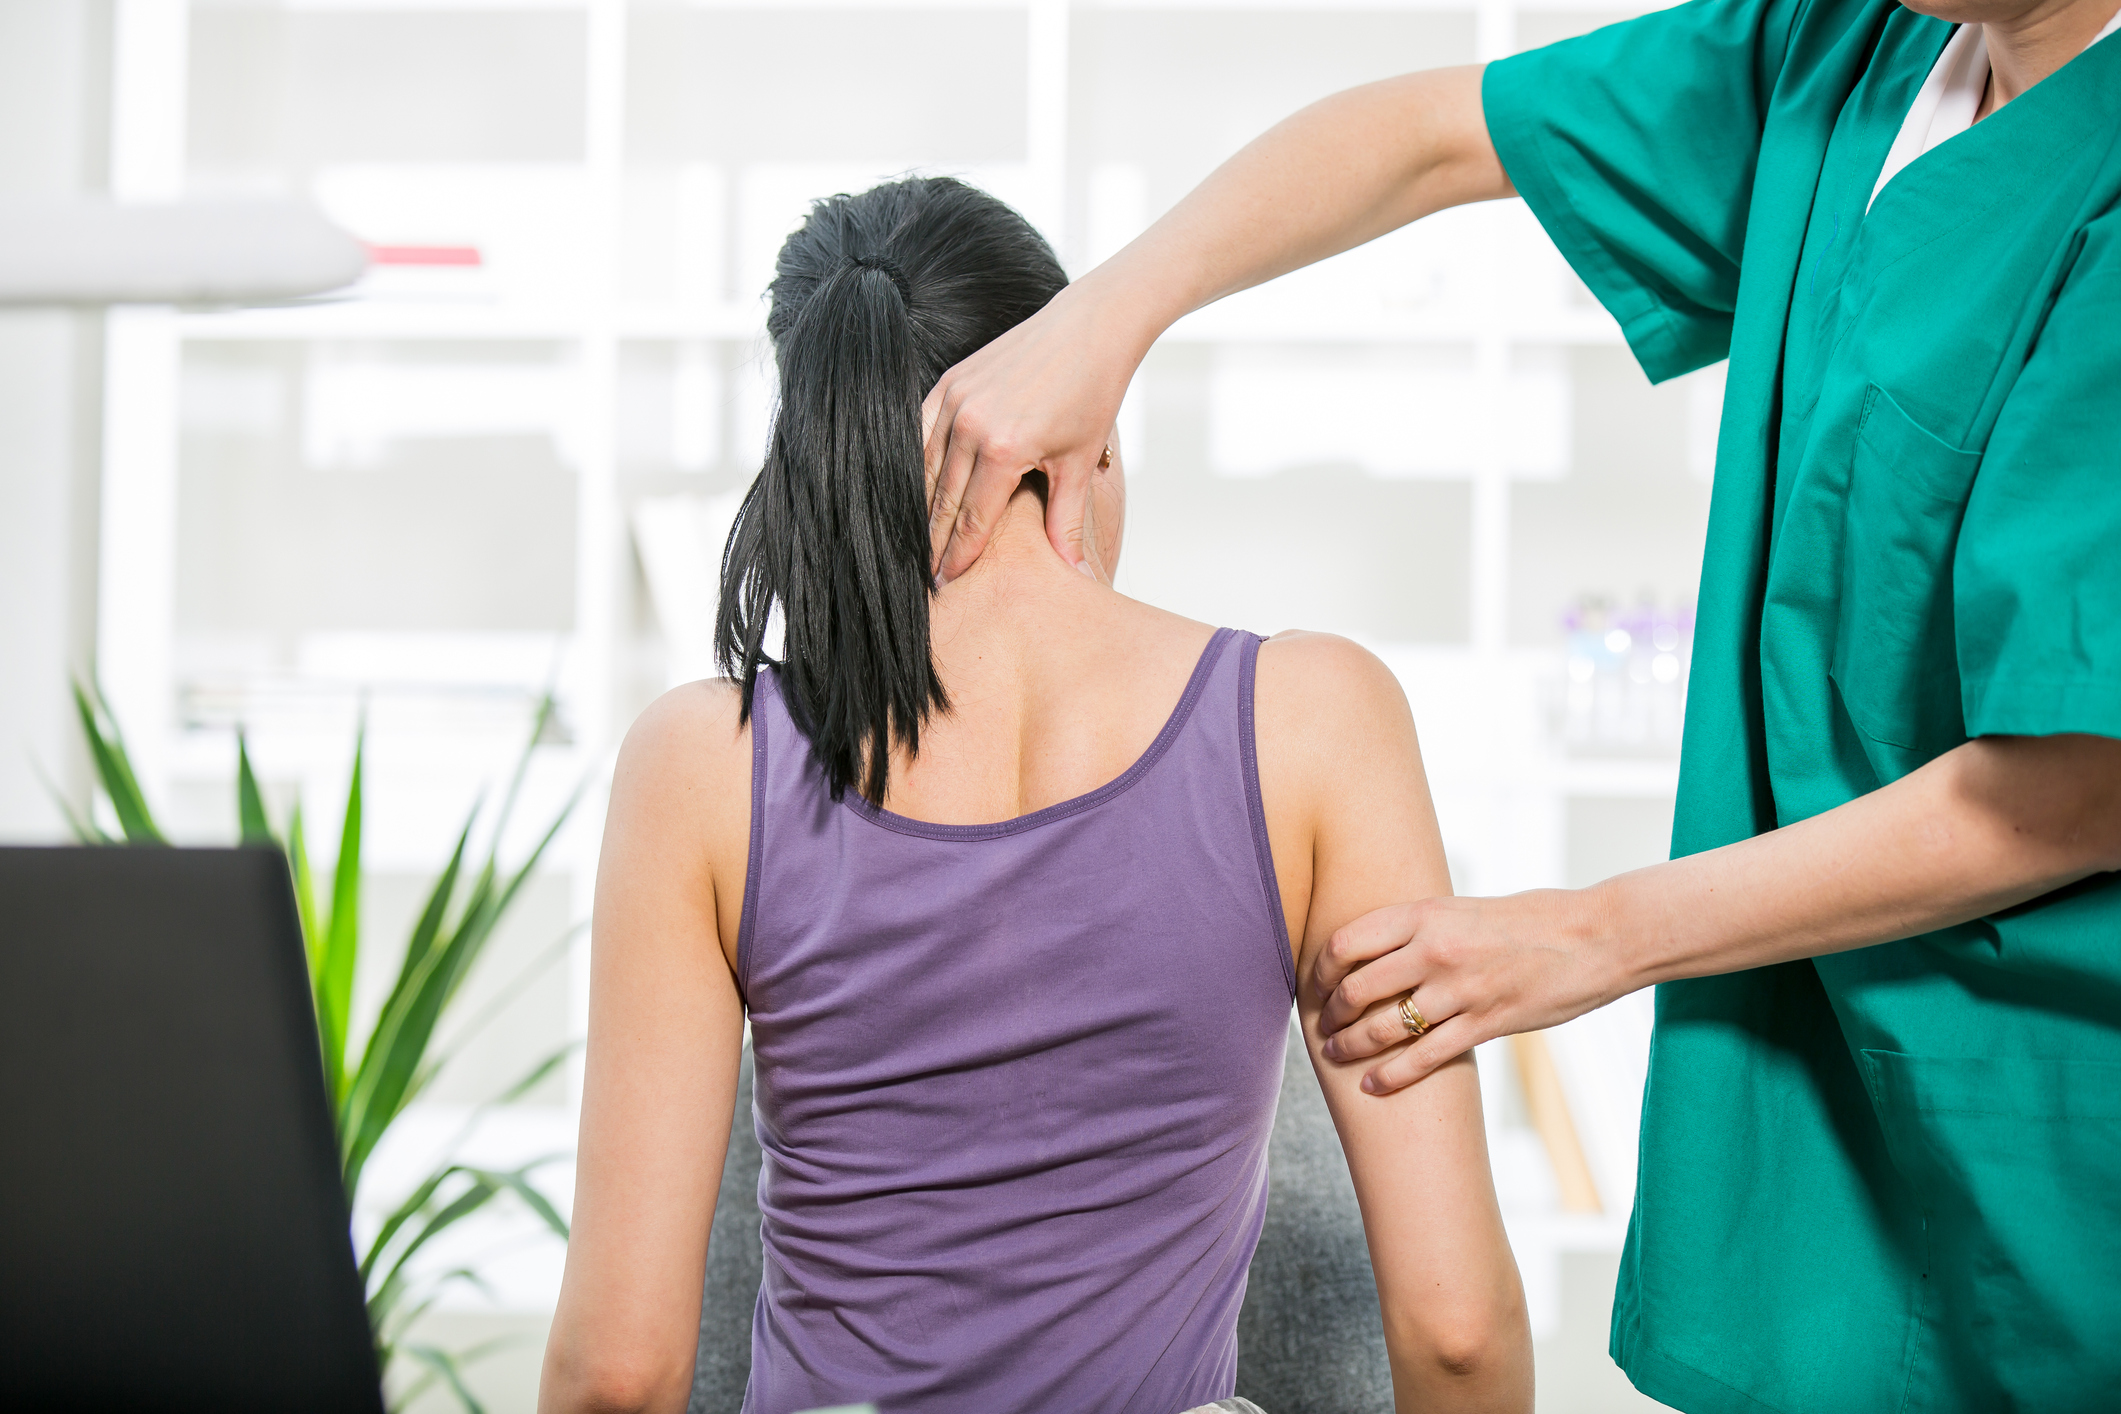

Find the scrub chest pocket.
[{"left": 1829, "top": 385, "right": 1984, "bottom": 781}]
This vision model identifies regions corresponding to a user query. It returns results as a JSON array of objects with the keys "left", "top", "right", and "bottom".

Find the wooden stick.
[{"left": 1511, "top": 1030, "right": 1602, "bottom": 1214}]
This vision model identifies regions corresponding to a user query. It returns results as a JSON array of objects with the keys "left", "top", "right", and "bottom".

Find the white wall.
[{"left": 0, "top": 0, "right": 111, "bottom": 842}]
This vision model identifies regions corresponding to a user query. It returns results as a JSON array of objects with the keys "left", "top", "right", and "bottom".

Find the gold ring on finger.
[{"left": 1397, "top": 994, "right": 1429, "bottom": 1038}]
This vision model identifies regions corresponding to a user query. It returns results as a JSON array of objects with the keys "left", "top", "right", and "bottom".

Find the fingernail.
[
  {"left": 1359, "top": 1074, "right": 1378, "bottom": 1095},
  {"left": 933, "top": 572, "right": 945, "bottom": 590},
  {"left": 1075, "top": 559, "right": 1095, "bottom": 578},
  {"left": 1321, "top": 1038, "right": 1339, "bottom": 1061}
]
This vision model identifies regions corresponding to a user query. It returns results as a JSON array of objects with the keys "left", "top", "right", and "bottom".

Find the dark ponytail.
[{"left": 715, "top": 177, "right": 1068, "bottom": 804}]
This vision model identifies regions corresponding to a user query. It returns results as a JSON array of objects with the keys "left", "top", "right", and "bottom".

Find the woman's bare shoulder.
[
  {"left": 1248, "top": 631, "right": 1432, "bottom": 954},
  {"left": 611, "top": 677, "right": 753, "bottom": 830},
  {"left": 1253, "top": 631, "right": 1425, "bottom": 815},
  {"left": 1255, "top": 631, "right": 1416, "bottom": 738}
]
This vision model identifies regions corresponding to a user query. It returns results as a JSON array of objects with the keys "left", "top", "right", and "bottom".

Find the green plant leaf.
[
  {"left": 377, "top": 1270, "right": 484, "bottom": 1352},
  {"left": 34, "top": 758, "right": 110, "bottom": 844},
  {"left": 71, "top": 680, "right": 164, "bottom": 844},
  {"left": 370, "top": 1154, "right": 565, "bottom": 1335},
  {"left": 282, "top": 798, "right": 343, "bottom": 1096},
  {"left": 341, "top": 886, "right": 491, "bottom": 1198},
  {"left": 388, "top": 1331, "right": 524, "bottom": 1414},
  {"left": 287, "top": 804, "right": 324, "bottom": 986},
  {"left": 361, "top": 1165, "right": 460, "bottom": 1287},
  {"left": 366, "top": 1168, "right": 504, "bottom": 1330},
  {"left": 374, "top": 1273, "right": 501, "bottom": 1387},
  {"left": 290, "top": 801, "right": 322, "bottom": 966},
  {"left": 342, "top": 710, "right": 581, "bottom": 1197},
  {"left": 403, "top": 1345, "right": 489, "bottom": 1414},
  {"left": 489, "top": 694, "right": 555, "bottom": 848},
  {"left": 365, "top": 1154, "right": 569, "bottom": 1322},
  {"left": 465, "top": 1159, "right": 570, "bottom": 1241},
  {"left": 235, "top": 731, "right": 274, "bottom": 846},
  {"left": 494, "top": 1041, "right": 580, "bottom": 1108},
  {"left": 423, "top": 927, "right": 583, "bottom": 1084},
  {"left": 317, "top": 726, "right": 365, "bottom": 1103},
  {"left": 339, "top": 817, "right": 475, "bottom": 1197}
]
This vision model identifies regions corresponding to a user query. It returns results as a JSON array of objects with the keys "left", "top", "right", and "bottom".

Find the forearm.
[
  {"left": 1377, "top": 1255, "right": 1534, "bottom": 1414},
  {"left": 923, "top": 67, "right": 1507, "bottom": 577},
  {"left": 1318, "top": 734, "right": 2121, "bottom": 1088},
  {"left": 1385, "top": 1341, "right": 1534, "bottom": 1414},
  {"left": 1605, "top": 734, "right": 2121, "bottom": 989},
  {"left": 1070, "top": 64, "right": 1509, "bottom": 358}
]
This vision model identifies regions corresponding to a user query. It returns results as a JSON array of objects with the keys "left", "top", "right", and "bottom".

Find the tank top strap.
[
  {"left": 732, "top": 670, "right": 779, "bottom": 998},
  {"left": 1180, "top": 630, "right": 1295, "bottom": 999},
  {"left": 1234, "top": 631, "right": 1297, "bottom": 998}
]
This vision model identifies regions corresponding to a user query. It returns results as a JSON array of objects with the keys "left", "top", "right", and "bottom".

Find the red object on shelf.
[{"left": 363, "top": 243, "right": 483, "bottom": 268}]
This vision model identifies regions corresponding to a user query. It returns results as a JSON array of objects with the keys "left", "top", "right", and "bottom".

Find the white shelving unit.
[{"left": 103, "top": 1, "right": 1704, "bottom": 1403}]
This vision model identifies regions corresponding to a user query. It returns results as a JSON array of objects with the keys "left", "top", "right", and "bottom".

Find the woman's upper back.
[{"left": 735, "top": 620, "right": 1295, "bottom": 1414}]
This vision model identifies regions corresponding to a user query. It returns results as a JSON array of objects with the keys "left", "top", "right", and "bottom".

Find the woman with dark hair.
[{"left": 538, "top": 176, "right": 1531, "bottom": 1414}]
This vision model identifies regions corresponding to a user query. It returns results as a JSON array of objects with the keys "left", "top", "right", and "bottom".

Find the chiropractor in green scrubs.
[{"left": 915, "top": 0, "right": 2121, "bottom": 1407}]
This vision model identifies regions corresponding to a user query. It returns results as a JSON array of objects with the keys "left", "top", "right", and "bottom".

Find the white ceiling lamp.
[{"left": 0, "top": 198, "right": 367, "bottom": 307}]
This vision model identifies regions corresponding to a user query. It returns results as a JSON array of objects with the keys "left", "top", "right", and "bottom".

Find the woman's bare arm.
[
  {"left": 923, "top": 64, "right": 1511, "bottom": 583},
  {"left": 1256, "top": 632, "right": 1532, "bottom": 1413},
  {"left": 539, "top": 685, "right": 753, "bottom": 1414},
  {"left": 1317, "top": 733, "right": 2121, "bottom": 1093}
]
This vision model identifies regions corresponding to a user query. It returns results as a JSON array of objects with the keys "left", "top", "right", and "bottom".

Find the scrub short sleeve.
[
  {"left": 1484, "top": 0, "right": 1809, "bottom": 382},
  {"left": 1957, "top": 214, "right": 2121, "bottom": 741}
]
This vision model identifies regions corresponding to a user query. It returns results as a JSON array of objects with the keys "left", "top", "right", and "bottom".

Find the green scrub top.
[{"left": 1484, "top": 3, "right": 2121, "bottom": 1410}]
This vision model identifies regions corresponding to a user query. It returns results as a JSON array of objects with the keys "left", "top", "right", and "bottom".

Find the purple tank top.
[{"left": 734, "top": 628, "right": 1297, "bottom": 1414}]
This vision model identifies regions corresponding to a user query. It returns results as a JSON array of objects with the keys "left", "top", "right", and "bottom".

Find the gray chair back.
[
  {"left": 691, "top": 1046, "right": 764, "bottom": 1414},
  {"left": 689, "top": 1024, "right": 1391, "bottom": 1413}
]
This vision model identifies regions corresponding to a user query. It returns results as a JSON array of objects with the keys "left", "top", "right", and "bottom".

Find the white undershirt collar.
[{"left": 1868, "top": 8, "right": 2121, "bottom": 211}]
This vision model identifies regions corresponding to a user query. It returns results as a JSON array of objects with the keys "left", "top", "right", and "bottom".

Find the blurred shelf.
[
  {"left": 1168, "top": 304, "right": 1625, "bottom": 345},
  {"left": 276, "top": 0, "right": 1652, "bottom": 12},
  {"left": 176, "top": 302, "right": 620, "bottom": 343},
  {"left": 178, "top": 300, "right": 1626, "bottom": 346},
  {"left": 166, "top": 728, "right": 596, "bottom": 783}
]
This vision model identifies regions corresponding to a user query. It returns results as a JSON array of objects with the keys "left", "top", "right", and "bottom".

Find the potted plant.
[{"left": 62, "top": 685, "right": 581, "bottom": 1413}]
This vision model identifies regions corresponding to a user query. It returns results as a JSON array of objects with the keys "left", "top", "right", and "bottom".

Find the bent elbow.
[
  {"left": 578, "top": 1375, "right": 661, "bottom": 1414},
  {"left": 542, "top": 1355, "right": 685, "bottom": 1414},
  {"left": 1390, "top": 1297, "right": 1534, "bottom": 1402},
  {"left": 1428, "top": 1322, "right": 1504, "bottom": 1380}
]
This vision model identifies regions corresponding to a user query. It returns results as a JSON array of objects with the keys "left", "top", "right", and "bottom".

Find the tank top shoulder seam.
[
  {"left": 1238, "top": 632, "right": 1299, "bottom": 1000},
  {"left": 734, "top": 673, "right": 770, "bottom": 998},
  {"left": 841, "top": 627, "right": 1237, "bottom": 842}
]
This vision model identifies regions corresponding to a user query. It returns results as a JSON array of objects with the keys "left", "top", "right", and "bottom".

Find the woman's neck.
[
  {"left": 880, "top": 489, "right": 1212, "bottom": 823},
  {"left": 1979, "top": 0, "right": 2119, "bottom": 115},
  {"left": 926, "top": 487, "right": 1106, "bottom": 662}
]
